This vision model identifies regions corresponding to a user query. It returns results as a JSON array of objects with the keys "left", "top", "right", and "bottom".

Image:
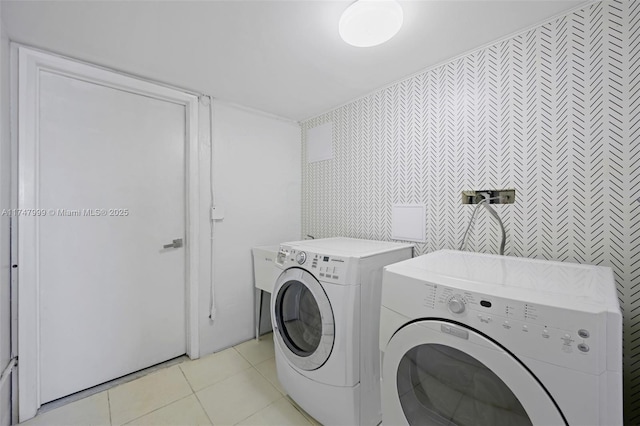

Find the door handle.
[{"left": 163, "top": 238, "right": 183, "bottom": 249}]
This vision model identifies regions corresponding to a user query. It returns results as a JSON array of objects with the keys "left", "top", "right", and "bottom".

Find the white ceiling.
[{"left": 3, "top": 0, "right": 589, "bottom": 121}]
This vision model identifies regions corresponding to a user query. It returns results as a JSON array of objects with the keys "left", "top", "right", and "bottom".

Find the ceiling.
[{"left": 3, "top": 0, "right": 589, "bottom": 122}]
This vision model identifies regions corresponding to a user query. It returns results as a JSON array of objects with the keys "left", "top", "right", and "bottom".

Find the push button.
[
  {"left": 578, "top": 343, "right": 590, "bottom": 353},
  {"left": 478, "top": 314, "right": 492, "bottom": 324},
  {"left": 561, "top": 334, "right": 574, "bottom": 344},
  {"left": 578, "top": 329, "right": 590, "bottom": 339}
]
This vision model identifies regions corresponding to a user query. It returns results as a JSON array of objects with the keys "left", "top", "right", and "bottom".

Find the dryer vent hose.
[{"left": 459, "top": 196, "right": 506, "bottom": 255}]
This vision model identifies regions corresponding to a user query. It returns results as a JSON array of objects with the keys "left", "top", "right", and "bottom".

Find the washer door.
[
  {"left": 272, "top": 268, "right": 334, "bottom": 371},
  {"left": 382, "top": 320, "right": 567, "bottom": 426}
]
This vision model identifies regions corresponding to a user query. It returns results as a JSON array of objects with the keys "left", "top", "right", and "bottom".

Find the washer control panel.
[
  {"left": 409, "top": 281, "right": 603, "bottom": 374},
  {"left": 276, "top": 245, "right": 354, "bottom": 285}
]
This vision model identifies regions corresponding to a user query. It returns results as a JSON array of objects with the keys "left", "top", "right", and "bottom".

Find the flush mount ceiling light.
[{"left": 339, "top": 0, "right": 404, "bottom": 48}]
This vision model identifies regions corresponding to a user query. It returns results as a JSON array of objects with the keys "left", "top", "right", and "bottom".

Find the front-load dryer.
[
  {"left": 271, "top": 237, "right": 413, "bottom": 425},
  {"left": 379, "top": 250, "right": 622, "bottom": 426}
]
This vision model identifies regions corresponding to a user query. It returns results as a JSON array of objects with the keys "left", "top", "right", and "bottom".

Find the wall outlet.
[
  {"left": 462, "top": 189, "right": 516, "bottom": 204},
  {"left": 211, "top": 206, "right": 225, "bottom": 220}
]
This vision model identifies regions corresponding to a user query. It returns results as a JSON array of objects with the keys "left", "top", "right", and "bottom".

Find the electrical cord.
[
  {"left": 459, "top": 195, "right": 507, "bottom": 255},
  {"left": 206, "top": 95, "right": 217, "bottom": 321}
]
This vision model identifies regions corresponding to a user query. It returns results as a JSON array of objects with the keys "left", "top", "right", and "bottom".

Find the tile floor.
[{"left": 21, "top": 334, "right": 320, "bottom": 426}]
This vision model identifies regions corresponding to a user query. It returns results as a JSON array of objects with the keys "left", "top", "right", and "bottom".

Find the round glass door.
[
  {"left": 382, "top": 320, "right": 566, "bottom": 426},
  {"left": 276, "top": 280, "right": 323, "bottom": 356},
  {"left": 272, "top": 268, "right": 334, "bottom": 371},
  {"left": 397, "top": 344, "right": 531, "bottom": 426}
]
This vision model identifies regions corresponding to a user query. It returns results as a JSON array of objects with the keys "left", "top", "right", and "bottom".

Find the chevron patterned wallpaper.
[{"left": 301, "top": 0, "right": 639, "bottom": 422}]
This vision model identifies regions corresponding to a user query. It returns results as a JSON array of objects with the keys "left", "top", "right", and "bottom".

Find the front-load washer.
[
  {"left": 379, "top": 250, "right": 622, "bottom": 426},
  {"left": 271, "top": 237, "right": 413, "bottom": 425}
]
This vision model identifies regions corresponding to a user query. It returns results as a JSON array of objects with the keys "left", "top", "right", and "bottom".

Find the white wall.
[
  {"left": 198, "top": 101, "right": 300, "bottom": 355},
  {"left": 0, "top": 4, "right": 12, "bottom": 425}
]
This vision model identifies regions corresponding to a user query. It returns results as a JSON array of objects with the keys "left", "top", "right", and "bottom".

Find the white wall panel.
[
  {"left": 301, "top": 1, "right": 639, "bottom": 422},
  {"left": 199, "top": 102, "right": 300, "bottom": 355}
]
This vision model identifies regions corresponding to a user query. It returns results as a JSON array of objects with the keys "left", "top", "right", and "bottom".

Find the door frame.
[{"left": 15, "top": 45, "right": 201, "bottom": 420}]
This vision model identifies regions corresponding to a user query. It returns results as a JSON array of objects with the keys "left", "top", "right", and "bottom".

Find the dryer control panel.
[
  {"left": 381, "top": 269, "right": 617, "bottom": 375},
  {"left": 276, "top": 245, "right": 358, "bottom": 285},
  {"left": 431, "top": 283, "right": 603, "bottom": 374}
]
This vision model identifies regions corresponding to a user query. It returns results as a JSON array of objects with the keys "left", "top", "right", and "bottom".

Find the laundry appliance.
[
  {"left": 379, "top": 250, "right": 622, "bottom": 426},
  {"left": 271, "top": 237, "right": 413, "bottom": 425}
]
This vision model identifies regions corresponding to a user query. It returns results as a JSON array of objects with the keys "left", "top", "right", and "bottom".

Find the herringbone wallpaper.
[{"left": 301, "top": 0, "right": 639, "bottom": 422}]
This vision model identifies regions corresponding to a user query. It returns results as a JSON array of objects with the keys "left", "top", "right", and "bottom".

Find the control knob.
[
  {"left": 296, "top": 251, "right": 307, "bottom": 265},
  {"left": 448, "top": 295, "right": 466, "bottom": 314}
]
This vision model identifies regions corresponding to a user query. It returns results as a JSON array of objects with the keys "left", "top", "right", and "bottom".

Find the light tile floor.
[{"left": 21, "top": 334, "right": 320, "bottom": 426}]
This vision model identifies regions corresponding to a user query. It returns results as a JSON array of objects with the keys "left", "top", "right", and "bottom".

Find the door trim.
[{"left": 15, "top": 45, "right": 201, "bottom": 421}]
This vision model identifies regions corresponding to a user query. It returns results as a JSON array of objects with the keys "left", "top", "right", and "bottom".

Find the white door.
[
  {"left": 382, "top": 320, "right": 567, "bottom": 425},
  {"left": 17, "top": 47, "right": 200, "bottom": 412}
]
